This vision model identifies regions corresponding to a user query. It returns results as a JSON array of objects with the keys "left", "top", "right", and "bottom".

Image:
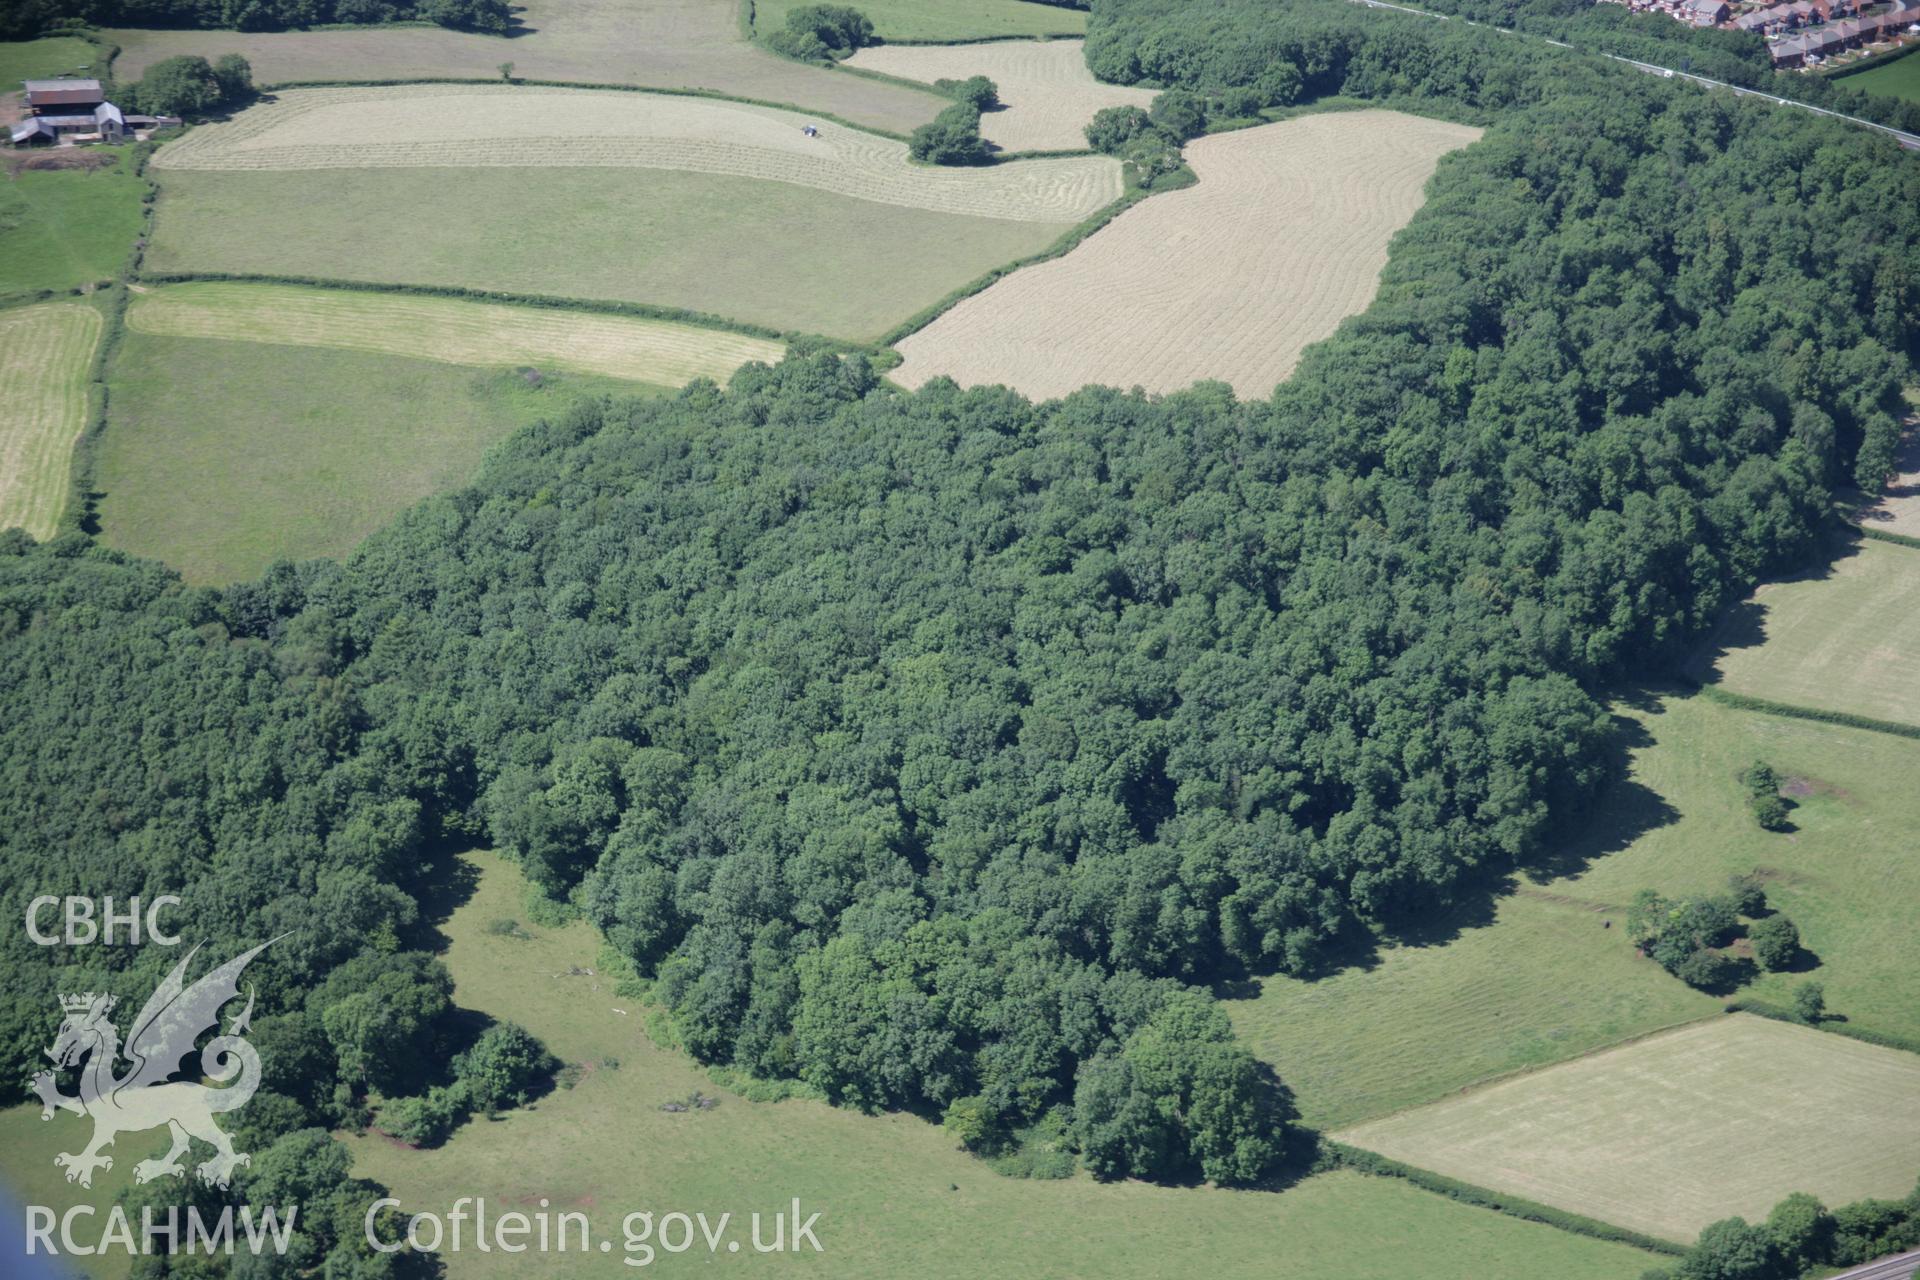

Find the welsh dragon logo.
[{"left": 31, "top": 939, "right": 275, "bottom": 1190}]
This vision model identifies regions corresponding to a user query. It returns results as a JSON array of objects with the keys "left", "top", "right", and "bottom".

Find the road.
[
  {"left": 1828, "top": 1249, "right": 1920, "bottom": 1280},
  {"left": 1346, "top": 0, "right": 1920, "bottom": 149}
]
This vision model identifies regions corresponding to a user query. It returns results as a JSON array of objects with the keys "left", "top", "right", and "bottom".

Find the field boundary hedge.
[
  {"left": 1325, "top": 1141, "right": 1688, "bottom": 1255},
  {"left": 128, "top": 272, "right": 844, "bottom": 350},
  {"left": 1849, "top": 521, "right": 1920, "bottom": 551},
  {"left": 1692, "top": 683, "right": 1920, "bottom": 742},
  {"left": 1728, "top": 999, "right": 1920, "bottom": 1058}
]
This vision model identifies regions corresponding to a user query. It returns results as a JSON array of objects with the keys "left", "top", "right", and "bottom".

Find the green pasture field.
[
  {"left": 142, "top": 167, "right": 1072, "bottom": 341},
  {"left": 1233, "top": 690, "right": 1920, "bottom": 1129},
  {"left": 757, "top": 0, "right": 1084, "bottom": 42},
  {"left": 1698, "top": 538, "right": 1920, "bottom": 727},
  {"left": 1833, "top": 44, "right": 1920, "bottom": 104},
  {"left": 94, "top": 331, "right": 660, "bottom": 583},
  {"left": 0, "top": 300, "right": 101, "bottom": 541},
  {"left": 0, "top": 154, "right": 148, "bottom": 297},
  {"left": 0, "top": 36, "right": 103, "bottom": 89},
  {"left": 1338, "top": 1014, "right": 1920, "bottom": 1242},
  {"left": 108, "top": 0, "right": 944, "bottom": 134},
  {"left": 335, "top": 853, "right": 1660, "bottom": 1280}
]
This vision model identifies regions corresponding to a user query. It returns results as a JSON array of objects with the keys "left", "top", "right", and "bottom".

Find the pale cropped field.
[
  {"left": 155, "top": 86, "right": 1120, "bottom": 224},
  {"left": 128, "top": 282, "right": 784, "bottom": 385},
  {"left": 846, "top": 39, "right": 1154, "bottom": 151},
  {"left": 757, "top": 0, "right": 1084, "bottom": 41},
  {"left": 144, "top": 166, "right": 1072, "bottom": 340},
  {"left": 1338, "top": 1015, "right": 1920, "bottom": 1242},
  {"left": 0, "top": 301, "right": 100, "bottom": 540},
  {"left": 891, "top": 110, "right": 1482, "bottom": 399},
  {"left": 110, "top": 0, "right": 945, "bottom": 134},
  {"left": 1701, "top": 539, "right": 1920, "bottom": 726}
]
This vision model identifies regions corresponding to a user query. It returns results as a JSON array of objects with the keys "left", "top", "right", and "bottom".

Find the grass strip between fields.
[
  {"left": 1692, "top": 682, "right": 1920, "bottom": 741},
  {"left": 127, "top": 282, "right": 787, "bottom": 387}
]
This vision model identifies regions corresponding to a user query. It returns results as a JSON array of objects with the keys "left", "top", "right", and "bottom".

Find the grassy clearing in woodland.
[
  {"left": 846, "top": 39, "right": 1155, "bottom": 152},
  {"left": 1699, "top": 539, "right": 1920, "bottom": 726},
  {"left": 1337, "top": 1015, "right": 1920, "bottom": 1242},
  {"left": 0, "top": 301, "right": 101, "bottom": 541},
  {"left": 1234, "top": 690, "right": 1920, "bottom": 1128},
  {"left": 144, "top": 167, "right": 1073, "bottom": 340},
  {"left": 128, "top": 282, "right": 785, "bottom": 385},
  {"left": 890, "top": 110, "right": 1481, "bottom": 398},
  {"left": 110, "top": 0, "right": 944, "bottom": 134},
  {"left": 330, "top": 854, "right": 1660, "bottom": 1280},
  {"left": 757, "top": 0, "right": 1083, "bottom": 44},
  {"left": 95, "top": 332, "right": 658, "bottom": 583},
  {"left": 0, "top": 155, "right": 149, "bottom": 296},
  {"left": 155, "top": 86, "right": 1122, "bottom": 223}
]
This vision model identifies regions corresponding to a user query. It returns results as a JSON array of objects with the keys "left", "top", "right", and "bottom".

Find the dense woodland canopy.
[{"left": 4, "top": 0, "right": 1920, "bottom": 1196}]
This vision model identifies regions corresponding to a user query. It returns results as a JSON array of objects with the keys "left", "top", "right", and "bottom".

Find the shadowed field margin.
[
  {"left": 1691, "top": 682, "right": 1920, "bottom": 741},
  {"left": 1729, "top": 998, "right": 1920, "bottom": 1058},
  {"left": 127, "top": 282, "right": 788, "bottom": 386},
  {"left": 1325, "top": 1142, "right": 1688, "bottom": 1255}
]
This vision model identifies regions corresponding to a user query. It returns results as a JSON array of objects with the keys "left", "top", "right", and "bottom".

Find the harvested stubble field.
[
  {"left": 845, "top": 39, "right": 1153, "bottom": 151},
  {"left": 1338, "top": 1015, "right": 1920, "bottom": 1242},
  {"left": 145, "top": 166, "right": 1073, "bottom": 340},
  {"left": 310, "top": 853, "right": 1661, "bottom": 1280},
  {"left": 110, "top": 0, "right": 944, "bottom": 133},
  {"left": 0, "top": 302, "right": 101, "bottom": 541},
  {"left": 156, "top": 85, "right": 1120, "bottom": 223},
  {"left": 1238, "top": 691, "right": 1920, "bottom": 1130},
  {"left": 128, "top": 281, "right": 784, "bottom": 385},
  {"left": 1700, "top": 538, "right": 1920, "bottom": 725},
  {"left": 96, "top": 331, "right": 657, "bottom": 583},
  {"left": 890, "top": 110, "right": 1482, "bottom": 399}
]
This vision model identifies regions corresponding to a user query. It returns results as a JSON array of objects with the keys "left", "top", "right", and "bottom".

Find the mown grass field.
[
  {"left": 109, "top": 0, "right": 945, "bottom": 133},
  {"left": 151, "top": 85, "right": 1119, "bottom": 223},
  {"left": 144, "top": 167, "right": 1072, "bottom": 340},
  {"left": 891, "top": 111, "right": 1482, "bottom": 398},
  {"left": 0, "top": 154, "right": 148, "bottom": 296},
  {"left": 335, "top": 853, "right": 1660, "bottom": 1280},
  {"left": 1233, "top": 691, "right": 1920, "bottom": 1129},
  {"left": 95, "top": 331, "right": 658, "bottom": 583},
  {"left": 128, "top": 282, "right": 785, "bottom": 386},
  {"left": 0, "top": 300, "right": 101, "bottom": 540},
  {"left": 1338, "top": 1015, "right": 1920, "bottom": 1242},
  {"left": 1834, "top": 45, "right": 1920, "bottom": 103},
  {"left": 0, "top": 36, "right": 102, "bottom": 88},
  {"left": 757, "top": 0, "right": 1083, "bottom": 41},
  {"left": 1700, "top": 538, "right": 1920, "bottom": 726}
]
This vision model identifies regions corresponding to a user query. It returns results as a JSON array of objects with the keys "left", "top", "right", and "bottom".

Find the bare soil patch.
[{"left": 889, "top": 110, "right": 1482, "bottom": 400}]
